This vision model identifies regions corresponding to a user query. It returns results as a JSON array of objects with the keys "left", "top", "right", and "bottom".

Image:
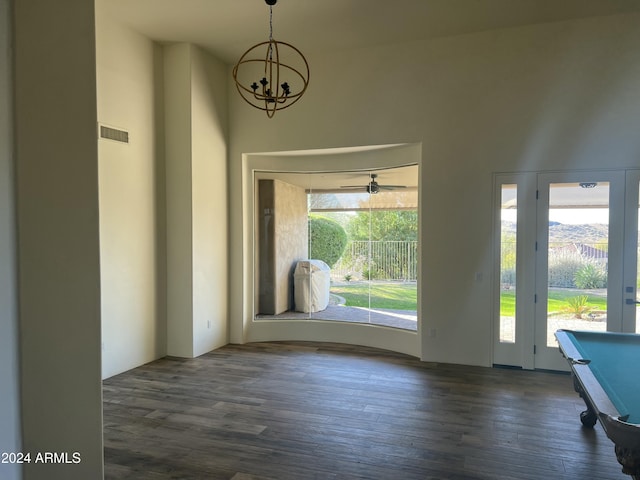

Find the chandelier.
[{"left": 232, "top": 0, "right": 310, "bottom": 118}]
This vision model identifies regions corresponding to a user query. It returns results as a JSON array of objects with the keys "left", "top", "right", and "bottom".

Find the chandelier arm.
[{"left": 234, "top": 58, "right": 308, "bottom": 98}]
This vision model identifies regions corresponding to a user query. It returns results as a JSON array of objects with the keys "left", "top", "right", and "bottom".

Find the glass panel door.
[
  {"left": 535, "top": 172, "right": 625, "bottom": 371},
  {"left": 493, "top": 173, "right": 536, "bottom": 369},
  {"left": 545, "top": 182, "right": 610, "bottom": 343},
  {"left": 499, "top": 184, "right": 517, "bottom": 344}
]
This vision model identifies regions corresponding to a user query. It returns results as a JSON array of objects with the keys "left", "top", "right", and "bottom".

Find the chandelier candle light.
[{"left": 232, "top": 0, "right": 310, "bottom": 118}]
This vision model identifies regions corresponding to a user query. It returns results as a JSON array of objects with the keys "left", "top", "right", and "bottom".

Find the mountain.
[
  {"left": 501, "top": 221, "right": 608, "bottom": 243},
  {"left": 548, "top": 223, "right": 608, "bottom": 243}
]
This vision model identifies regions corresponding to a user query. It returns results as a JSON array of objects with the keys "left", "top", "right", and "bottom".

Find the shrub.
[
  {"left": 362, "top": 265, "right": 381, "bottom": 280},
  {"left": 562, "top": 295, "right": 593, "bottom": 319},
  {"left": 548, "top": 257, "right": 582, "bottom": 288},
  {"left": 308, "top": 215, "right": 347, "bottom": 268},
  {"left": 501, "top": 268, "right": 516, "bottom": 286},
  {"left": 574, "top": 262, "right": 607, "bottom": 289}
]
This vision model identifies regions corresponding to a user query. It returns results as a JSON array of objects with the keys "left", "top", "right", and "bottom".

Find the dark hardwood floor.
[{"left": 103, "top": 342, "right": 627, "bottom": 480}]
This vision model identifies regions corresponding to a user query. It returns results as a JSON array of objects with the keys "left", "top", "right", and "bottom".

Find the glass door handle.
[{"left": 625, "top": 299, "right": 640, "bottom": 305}]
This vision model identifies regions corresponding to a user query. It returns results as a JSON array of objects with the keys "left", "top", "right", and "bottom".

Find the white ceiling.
[
  {"left": 101, "top": 0, "right": 640, "bottom": 65},
  {"left": 98, "top": 0, "right": 640, "bottom": 190}
]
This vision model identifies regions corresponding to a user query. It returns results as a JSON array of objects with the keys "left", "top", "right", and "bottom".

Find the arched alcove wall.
[{"left": 239, "top": 143, "right": 422, "bottom": 358}]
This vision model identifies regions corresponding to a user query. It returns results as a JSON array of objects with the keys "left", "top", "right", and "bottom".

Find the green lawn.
[
  {"left": 331, "top": 282, "right": 417, "bottom": 310},
  {"left": 333, "top": 283, "right": 606, "bottom": 315},
  {"left": 500, "top": 289, "right": 607, "bottom": 316}
]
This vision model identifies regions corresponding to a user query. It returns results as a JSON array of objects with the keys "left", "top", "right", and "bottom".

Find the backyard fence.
[{"left": 331, "top": 240, "right": 418, "bottom": 282}]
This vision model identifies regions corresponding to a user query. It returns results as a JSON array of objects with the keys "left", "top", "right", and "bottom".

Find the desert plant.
[
  {"left": 362, "top": 264, "right": 380, "bottom": 280},
  {"left": 308, "top": 215, "right": 348, "bottom": 268},
  {"left": 562, "top": 295, "right": 593, "bottom": 319},
  {"left": 574, "top": 262, "right": 607, "bottom": 289}
]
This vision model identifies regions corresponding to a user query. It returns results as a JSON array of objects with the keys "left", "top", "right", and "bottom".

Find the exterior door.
[
  {"left": 534, "top": 171, "right": 625, "bottom": 371},
  {"left": 493, "top": 173, "right": 536, "bottom": 368},
  {"left": 494, "top": 170, "right": 639, "bottom": 371}
]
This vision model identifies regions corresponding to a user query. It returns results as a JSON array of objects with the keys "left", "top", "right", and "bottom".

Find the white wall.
[
  {"left": 165, "top": 43, "right": 229, "bottom": 358},
  {"left": 0, "top": 0, "right": 22, "bottom": 479},
  {"left": 190, "top": 46, "right": 229, "bottom": 357},
  {"left": 96, "top": 2, "right": 167, "bottom": 379},
  {"left": 14, "top": 0, "right": 103, "bottom": 478},
  {"left": 164, "top": 43, "right": 195, "bottom": 357},
  {"left": 95, "top": 4, "right": 229, "bottom": 365},
  {"left": 229, "top": 13, "right": 640, "bottom": 366}
]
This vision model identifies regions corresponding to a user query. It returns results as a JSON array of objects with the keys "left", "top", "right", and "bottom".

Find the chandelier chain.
[
  {"left": 269, "top": 5, "right": 274, "bottom": 60},
  {"left": 269, "top": 5, "right": 273, "bottom": 41}
]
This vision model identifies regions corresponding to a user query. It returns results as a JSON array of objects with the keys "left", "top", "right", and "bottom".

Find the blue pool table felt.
[{"left": 566, "top": 330, "right": 640, "bottom": 424}]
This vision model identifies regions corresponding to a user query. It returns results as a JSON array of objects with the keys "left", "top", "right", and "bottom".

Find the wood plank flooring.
[{"left": 103, "top": 342, "right": 628, "bottom": 479}]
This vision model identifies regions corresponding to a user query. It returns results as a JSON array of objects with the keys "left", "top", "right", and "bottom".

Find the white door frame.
[
  {"left": 623, "top": 170, "right": 640, "bottom": 333},
  {"left": 493, "top": 169, "right": 638, "bottom": 370},
  {"left": 492, "top": 173, "right": 536, "bottom": 369}
]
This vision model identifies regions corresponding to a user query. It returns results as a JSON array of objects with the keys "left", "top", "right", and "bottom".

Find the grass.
[
  {"left": 500, "top": 289, "right": 607, "bottom": 317},
  {"left": 332, "top": 283, "right": 607, "bottom": 315},
  {"left": 331, "top": 282, "right": 417, "bottom": 310}
]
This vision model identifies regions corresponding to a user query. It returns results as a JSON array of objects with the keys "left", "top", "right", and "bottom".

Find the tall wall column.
[
  {"left": 0, "top": 0, "right": 21, "bottom": 478},
  {"left": 164, "top": 43, "right": 228, "bottom": 357},
  {"left": 14, "top": 1, "right": 103, "bottom": 478}
]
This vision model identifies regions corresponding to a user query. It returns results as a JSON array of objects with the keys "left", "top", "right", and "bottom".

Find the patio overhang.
[{"left": 308, "top": 189, "right": 418, "bottom": 212}]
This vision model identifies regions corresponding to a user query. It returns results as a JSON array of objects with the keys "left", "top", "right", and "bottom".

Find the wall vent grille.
[{"left": 99, "top": 124, "right": 129, "bottom": 144}]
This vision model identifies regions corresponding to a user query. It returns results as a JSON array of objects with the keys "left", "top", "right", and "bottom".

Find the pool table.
[{"left": 555, "top": 330, "right": 640, "bottom": 480}]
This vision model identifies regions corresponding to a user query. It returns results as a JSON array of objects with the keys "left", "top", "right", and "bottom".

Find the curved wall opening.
[{"left": 241, "top": 143, "right": 422, "bottom": 358}]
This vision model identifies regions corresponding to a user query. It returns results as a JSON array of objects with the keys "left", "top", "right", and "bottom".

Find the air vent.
[{"left": 99, "top": 124, "right": 129, "bottom": 144}]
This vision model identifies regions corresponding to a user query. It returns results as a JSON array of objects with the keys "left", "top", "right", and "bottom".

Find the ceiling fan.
[{"left": 340, "top": 173, "right": 407, "bottom": 194}]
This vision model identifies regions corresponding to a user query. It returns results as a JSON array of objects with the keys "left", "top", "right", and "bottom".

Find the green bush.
[
  {"left": 561, "top": 295, "right": 593, "bottom": 319},
  {"left": 362, "top": 265, "right": 381, "bottom": 280},
  {"left": 308, "top": 215, "right": 347, "bottom": 268},
  {"left": 574, "top": 263, "right": 607, "bottom": 289},
  {"left": 500, "top": 268, "right": 516, "bottom": 286},
  {"left": 548, "top": 257, "right": 582, "bottom": 288}
]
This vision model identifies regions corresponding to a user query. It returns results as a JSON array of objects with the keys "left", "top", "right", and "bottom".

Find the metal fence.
[{"left": 331, "top": 240, "right": 418, "bottom": 282}]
